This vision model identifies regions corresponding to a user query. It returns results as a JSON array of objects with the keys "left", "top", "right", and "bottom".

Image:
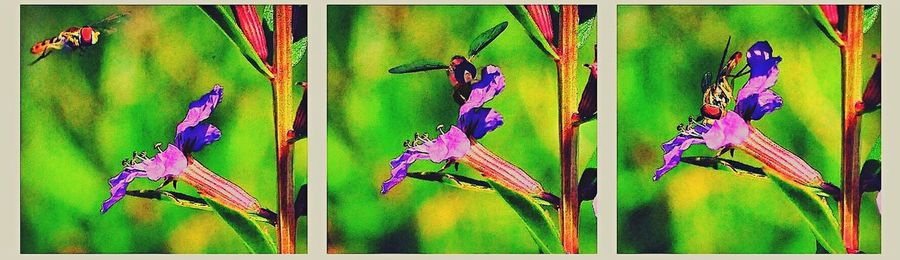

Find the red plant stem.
[
  {"left": 272, "top": 5, "right": 295, "bottom": 254},
  {"left": 839, "top": 5, "right": 863, "bottom": 254},
  {"left": 555, "top": 5, "right": 579, "bottom": 254}
]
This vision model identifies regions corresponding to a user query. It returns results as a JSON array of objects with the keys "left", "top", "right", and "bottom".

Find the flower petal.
[
  {"left": 655, "top": 134, "right": 705, "bottom": 181},
  {"left": 459, "top": 65, "right": 505, "bottom": 115},
  {"left": 175, "top": 123, "right": 222, "bottom": 154},
  {"left": 101, "top": 169, "right": 147, "bottom": 213},
  {"left": 176, "top": 85, "right": 223, "bottom": 135},
  {"left": 746, "top": 41, "right": 782, "bottom": 78},
  {"left": 382, "top": 150, "right": 429, "bottom": 194},
  {"left": 423, "top": 126, "right": 471, "bottom": 162},
  {"left": 457, "top": 107, "right": 504, "bottom": 139},
  {"left": 736, "top": 56, "right": 782, "bottom": 120},
  {"left": 139, "top": 144, "right": 189, "bottom": 180},
  {"left": 382, "top": 126, "right": 472, "bottom": 194},
  {"left": 702, "top": 112, "right": 750, "bottom": 150}
]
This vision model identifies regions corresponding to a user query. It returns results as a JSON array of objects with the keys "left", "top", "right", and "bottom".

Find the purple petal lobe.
[
  {"left": 460, "top": 65, "right": 505, "bottom": 115},
  {"left": 736, "top": 47, "right": 782, "bottom": 120},
  {"left": 101, "top": 169, "right": 147, "bottom": 213},
  {"left": 702, "top": 112, "right": 750, "bottom": 150},
  {"left": 457, "top": 107, "right": 504, "bottom": 139},
  {"left": 746, "top": 41, "right": 782, "bottom": 78},
  {"left": 175, "top": 123, "right": 222, "bottom": 154},
  {"left": 655, "top": 133, "right": 705, "bottom": 181},
  {"left": 177, "top": 85, "right": 223, "bottom": 135},
  {"left": 383, "top": 150, "right": 429, "bottom": 194}
]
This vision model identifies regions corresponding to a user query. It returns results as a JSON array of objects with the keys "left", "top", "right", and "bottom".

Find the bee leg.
[
  {"left": 731, "top": 63, "right": 750, "bottom": 78},
  {"left": 436, "top": 162, "right": 452, "bottom": 173},
  {"left": 156, "top": 177, "right": 175, "bottom": 191},
  {"left": 436, "top": 161, "right": 461, "bottom": 173}
]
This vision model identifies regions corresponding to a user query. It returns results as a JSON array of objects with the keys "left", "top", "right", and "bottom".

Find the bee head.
[{"left": 449, "top": 56, "right": 476, "bottom": 87}]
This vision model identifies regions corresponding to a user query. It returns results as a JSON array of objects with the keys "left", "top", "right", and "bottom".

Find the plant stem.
[
  {"left": 839, "top": 5, "right": 863, "bottom": 254},
  {"left": 273, "top": 5, "right": 295, "bottom": 254},
  {"left": 555, "top": 5, "right": 579, "bottom": 254}
]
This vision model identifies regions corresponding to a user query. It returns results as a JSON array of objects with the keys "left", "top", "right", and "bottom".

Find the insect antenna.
[{"left": 716, "top": 36, "right": 732, "bottom": 79}]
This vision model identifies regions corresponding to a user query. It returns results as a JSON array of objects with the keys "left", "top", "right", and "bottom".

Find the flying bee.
[
  {"left": 699, "top": 36, "right": 750, "bottom": 120},
  {"left": 29, "top": 12, "right": 130, "bottom": 65},
  {"left": 388, "top": 21, "right": 508, "bottom": 105}
]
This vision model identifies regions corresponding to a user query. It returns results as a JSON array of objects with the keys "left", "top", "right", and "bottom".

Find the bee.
[
  {"left": 700, "top": 36, "right": 749, "bottom": 120},
  {"left": 388, "top": 21, "right": 508, "bottom": 105},
  {"left": 29, "top": 12, "right": 129, "bottom": 65}
]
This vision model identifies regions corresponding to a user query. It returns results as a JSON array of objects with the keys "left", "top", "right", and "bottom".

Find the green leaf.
[
  {"left": 199, "top": 5, "right": 274, "bottom": 79},
  {"left": 262, "top": 5, "right": 274, "bottom": 31},
  {"left": 576, "top": 17, "right": 595, "bottom": 50},
  {"left": 387, "top": 60, "right": 446, "bottom": 74},
  {"left": 468, "top": 21, "right": 508, "bottom": 58},
  {"left": 578, "top": 151, "right": 597, "bottom": 201},
  {"left": 407, "top": 172, "right": 559, "bottom": 207},
  {"left": 866, "top": 135, "right": 881, "bottom": 162},
  {"left": 802, "top": 5, "right": 845, "bottom": 47},
  {"left": 768, "top": 171, "right": 846, "bottom": 254},
  {"left": 861, "top": 136, "right": 881, "bottom": 193},
  {"left": 205, "top": 198, "right": 276, "bottom": 254},
  {"left": 407, "top": 171, "right": 494, "bottom": 193},
  {"left": 291, "top": 37, "right": 308, "bottom": 67},
  {"left": 126, "top": 189, "right": 275, "bottom": 225},
  {"left": 863, "top": 5, "right": 880, "bottom": 34},
  {"left": 295, "top": 184, "right": 308, "bottom": 217},
  {"left": 489, "top": 180, "right": 564, "bottom": 254},
  {"left": 680, "top": 156, "right": 767, "bottom": 178},
  {"left": 506, "top": 5, "right": 559, "bottom": 60}
]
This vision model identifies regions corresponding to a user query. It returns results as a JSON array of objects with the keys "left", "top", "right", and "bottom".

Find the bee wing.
[
  {"left": 387, "top": 59, "right": 447, "bottom": 74},
  {"left": 700, "top": 72, "right": 712, "bottom": 92},
  {"left": 90, "top": 11, "right": 131, "bottom": 33},
  {"left": 467, "top": 21, "right": 508, "bottom": 59}
]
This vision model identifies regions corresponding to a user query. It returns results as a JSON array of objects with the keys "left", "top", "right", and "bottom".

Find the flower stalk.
[
  {"left": 179, "top": 160, "right": 266, "bottom": 214},
  {"left": 839, "top": 5, "right": 864, "bottom": 254},
  {"left": 556, "top": 5, "right": 579, "bottom": 254},
  {"left": 272, "top": 5, "right": 295, "bottom": 254},
  {"left": 737, "top": 127, "right": 826, "bottom": 189},
  {"left": 458, "top": 142, "right": 545, "bottom": 196}
]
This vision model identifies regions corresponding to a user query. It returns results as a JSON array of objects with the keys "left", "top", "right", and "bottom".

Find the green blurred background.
[
  {"left": 21, "top": 5, "right": 307, "bottom": 253},
  {"left": 617, "top": 5, "right": 881, "bottom": 253},
  {"left": 327, "top": 5, "right": 597, "bottom": 254}
]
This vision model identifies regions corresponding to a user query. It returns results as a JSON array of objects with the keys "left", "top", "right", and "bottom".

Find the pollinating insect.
[
  {"left": 699, "top": 36, "right": 749, "bottom": 121},
  {"left": 388, "top": 21, "right": 508, "bottom": 105},
  {"left": 29, "top": 12, "right": 130, "bottom": 65}
]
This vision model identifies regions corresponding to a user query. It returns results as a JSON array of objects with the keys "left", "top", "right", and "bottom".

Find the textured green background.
[
  {"left": 617, "top": 5, "right": 881, "bottom": 254},
  {"left": 327, "top": 5, "right": 598, "bottom": 253},
  {"left": 21, "top": 5, "right": 307, "bottom": 253}
]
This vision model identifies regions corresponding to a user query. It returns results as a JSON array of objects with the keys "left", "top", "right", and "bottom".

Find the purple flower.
[
  {"left": 382, "top": 66, "right": 545, "bottom": 195},
  {"left": 654, "top": 42, "right": 829, "bottom": 190},
  {"left": 102, "top": 85, "right": 263, "bottom": 215},
  {"left": 734, "top": 41, "right": 783, "bottom": 121}
]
